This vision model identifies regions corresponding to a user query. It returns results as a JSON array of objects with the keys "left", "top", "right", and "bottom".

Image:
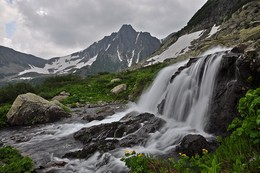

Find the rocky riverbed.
[{"left": 0, "top": 103, "right": 132, "bottom": 172}]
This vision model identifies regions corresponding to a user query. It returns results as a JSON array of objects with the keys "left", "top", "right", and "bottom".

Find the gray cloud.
[{"left": 2, "top": 0, "right": 207, "bottom": 58}]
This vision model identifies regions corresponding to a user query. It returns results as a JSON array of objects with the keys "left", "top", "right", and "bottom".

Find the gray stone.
[
  {"left": 52, "top": 91, "right": 70, "bottom": 102},
  {"left": 110, "top": 78, "right": 121, "bottom": 83},
  {"left": 7, "top": 93, "right": 70, "bottom": 126},
  {"left": 110, "top": 84, "right": 127, "bottom": 94}
]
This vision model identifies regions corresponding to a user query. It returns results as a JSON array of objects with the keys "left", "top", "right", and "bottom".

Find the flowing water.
[
  {"left": 0, "top": 51, "right": 226, "bottom": 172},
  {"left": 136, "top": 52, "right": 223, "bottom": 154}
]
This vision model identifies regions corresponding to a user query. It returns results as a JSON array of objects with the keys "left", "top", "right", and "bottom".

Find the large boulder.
[
  {"left": 7, "top": 93, "right": 70, "bottom": 126},
  {"left": 110, "top": 84, "right": 127, "bottom": 94},
  {"left": 176, "top": 134, "right": 218, "bottom": 157}
]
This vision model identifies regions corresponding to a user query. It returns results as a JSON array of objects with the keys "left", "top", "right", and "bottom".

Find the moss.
[{"left": 239, "top": 26, "right": 260, "bottom": 41}]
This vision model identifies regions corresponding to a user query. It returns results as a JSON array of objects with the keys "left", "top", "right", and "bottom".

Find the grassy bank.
[{"left": 0, "top": 62, "right": 167, "bottom": 127}]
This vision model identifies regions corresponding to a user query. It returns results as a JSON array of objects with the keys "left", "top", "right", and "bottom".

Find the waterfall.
[
  {"left": 163, "top": 53, "right": 222, "bottom": 130},
  {"left": 136, "top": 52, "right": 224, "bottom": 152},
  {"left": 137, "top": 60, "right": 188, "bottom": 113}
]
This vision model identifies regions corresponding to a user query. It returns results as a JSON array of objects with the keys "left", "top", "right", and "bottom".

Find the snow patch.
[
  {"left": 136, "top": 50, "right": 141, "bottom": 64},
  {"left": 117, "top": 48, "right": 123, "bottom": 62},
  {"left": 19, "top": 54, "right": 98, "bottom": 76},
  {"left": 128, "top": 57, "right": 133, "bottom": 67},
  {"left": 206, "top": 24, "right": 220, "bottom": 39},
  {"left": 75, "top": 55, "right": 98, "bottom": 69},
  {"left": 18, "top": 65, "right": 49, "bottom": 75},
  {"left": 131, "top": 50, "right": 135, "bottom": 58},
  {"left": 20, "top": 77, "right": 32, "bottom": 80},
  {"left": 147, "top": 30, "right": 204, "bottom": 64},
  {"left": 105, "top": 44, "right": 111, "bottom": 51},
  {"left": 135, "top": 32, "right": 140, "bottom": 44}
]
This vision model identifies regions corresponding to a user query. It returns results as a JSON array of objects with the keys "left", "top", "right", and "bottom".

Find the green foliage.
[
  {"left": 38, "top": 63, "right": 167, "bottom": 105},
  {"left": 36, "top": 74, "right": 83, "bottom": 100},
  {"left": 121, "top": 150, "right": 173, "bottom": 173},
  {"left": 41, "top": 74, "right": 82, "bottom": 87},
  {"left": 0, "top": 63, "right": 167, "bottom": 127},
  {"left": 0, "top": 104, "right": 11, "bottom": 128},
  {"left": 0, "top": 146, "right": 33, "bottom": 173},
  {"left": 229, "top": 87, "right": 260, "bottom": 144},
  {"left": 121, "top": 150, "right": 151, "bottom": 173},
  {"left": 0, "top": 82, "right": 35, "bottom": 104}
]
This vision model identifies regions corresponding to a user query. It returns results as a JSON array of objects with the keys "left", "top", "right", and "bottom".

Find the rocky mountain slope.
[
  {"left": 0, "top": 25, "right": 160, "bottom": 83},
  {"left": 0, "top": 46, "right": 47, "bottom": 80},
  {"left": 18, "top": 25, "right": 160, "bottom": 77},
  {"left": 139, "top": 0, "right": 259, "bottom": 67}
]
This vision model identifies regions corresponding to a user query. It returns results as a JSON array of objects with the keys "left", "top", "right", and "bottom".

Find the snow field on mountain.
[
  {"left": 19, "top": 55, "right": 97, "bottom": 75},
  {"left": 146, "top": 30, "right": 204, "bottom": 65}
]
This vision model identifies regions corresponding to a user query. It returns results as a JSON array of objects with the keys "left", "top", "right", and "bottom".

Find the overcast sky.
[{"left": 1, "top": 0, "right": 207, "bottom": 59}]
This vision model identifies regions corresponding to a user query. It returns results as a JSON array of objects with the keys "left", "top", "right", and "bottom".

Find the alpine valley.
[
  {"left": 0, "top": 0, "right": 259, "bottom": 173},
  {"left": 0, "top": 24, "right": 160, "bottom": 84}
]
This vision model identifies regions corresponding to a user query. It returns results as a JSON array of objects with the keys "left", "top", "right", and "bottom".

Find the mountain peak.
[{"left": 118, "top": 24, "right": 136, "bottom": 33}]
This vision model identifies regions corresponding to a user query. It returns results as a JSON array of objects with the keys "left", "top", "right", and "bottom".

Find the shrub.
[
  {"left": 0, "top": 82, "right": 35, "bottom": 104},
  {"left": 0, "top": 146, "right": 34, "bottom": 173},
  {"left": 0, "top": 104, "right": 11, "bottom": 128},
  {"left": 229, "top": 87, "right": 260, "bottom": 144}
]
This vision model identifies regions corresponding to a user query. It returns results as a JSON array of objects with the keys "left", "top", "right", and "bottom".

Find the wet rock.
[
  {"left": 65, "top": 140, "right": 120, "bottom": 159},
  {"left": 80, "top": 104, "right": 125, "bottom": 122},
  {"left": 82, "top": 114, "right": 106, "bottom": 122},
  {"left": 7, "top": 93, "right": 70, "bottom": 126},
  {"left": 206, "top": 53, "right": 243, "bottom": 135},
  {"left": 82, "top": 106, "right": 116, "bottom": 122},
  {"left": 66, "top": 113, "right": 166, "bottom": 159},
  {"left": 10, "top": 134, "right": 31, "bottom": 143},
  {"left": 157, "top": 99, "right": 165, "bottom": 114},
  {"left": 206, "top": 50, "right": 260, "bottom": 135},
  {"left": 176, "top": 134, "right": 218, "bottom": 157},
  {"left": 231, "top": 44, "right": 247, "bottom": 53},
  {"left": 82, "top": 106, "right": 115, "bottom": 122},
  {"left": 110, "top": 84, "right": 127, "bottom": 94},
  {"left": 237, "top": 49, "right": 260, "bottom": 85},
  {"left": 170, "top": 57, "right": 199, "bottom": 83}
]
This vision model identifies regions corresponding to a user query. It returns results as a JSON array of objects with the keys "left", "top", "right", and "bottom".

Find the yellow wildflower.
[
  {"left": 124, "top": 150, "right": 136, "bottom": 156},
  {"left": 181, "top": 153, "right": 187, "bottom": 157},
  {"left": 202, "top": 149, "right": 208, "bottom": 154},
  {"left": 138, "top": 153, "right": 144, "bottom": 157},
  {"left": 131, "top": 150, "right": 136, "bottom": 155},
  {"left": 124, "top": 150, "right": 131, "bottom": 154}
]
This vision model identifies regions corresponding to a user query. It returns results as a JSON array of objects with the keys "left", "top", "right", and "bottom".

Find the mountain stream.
[{"left": 0, "top": 51, "right": 226, "bottom": 172}]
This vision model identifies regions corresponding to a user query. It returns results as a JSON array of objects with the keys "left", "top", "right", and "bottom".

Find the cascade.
[
  {"left": 137, "top": 60, "right": 188, "bottom": 113},
  {"left": 136, "top": 52, "right": 224, "bottom": 153}
]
